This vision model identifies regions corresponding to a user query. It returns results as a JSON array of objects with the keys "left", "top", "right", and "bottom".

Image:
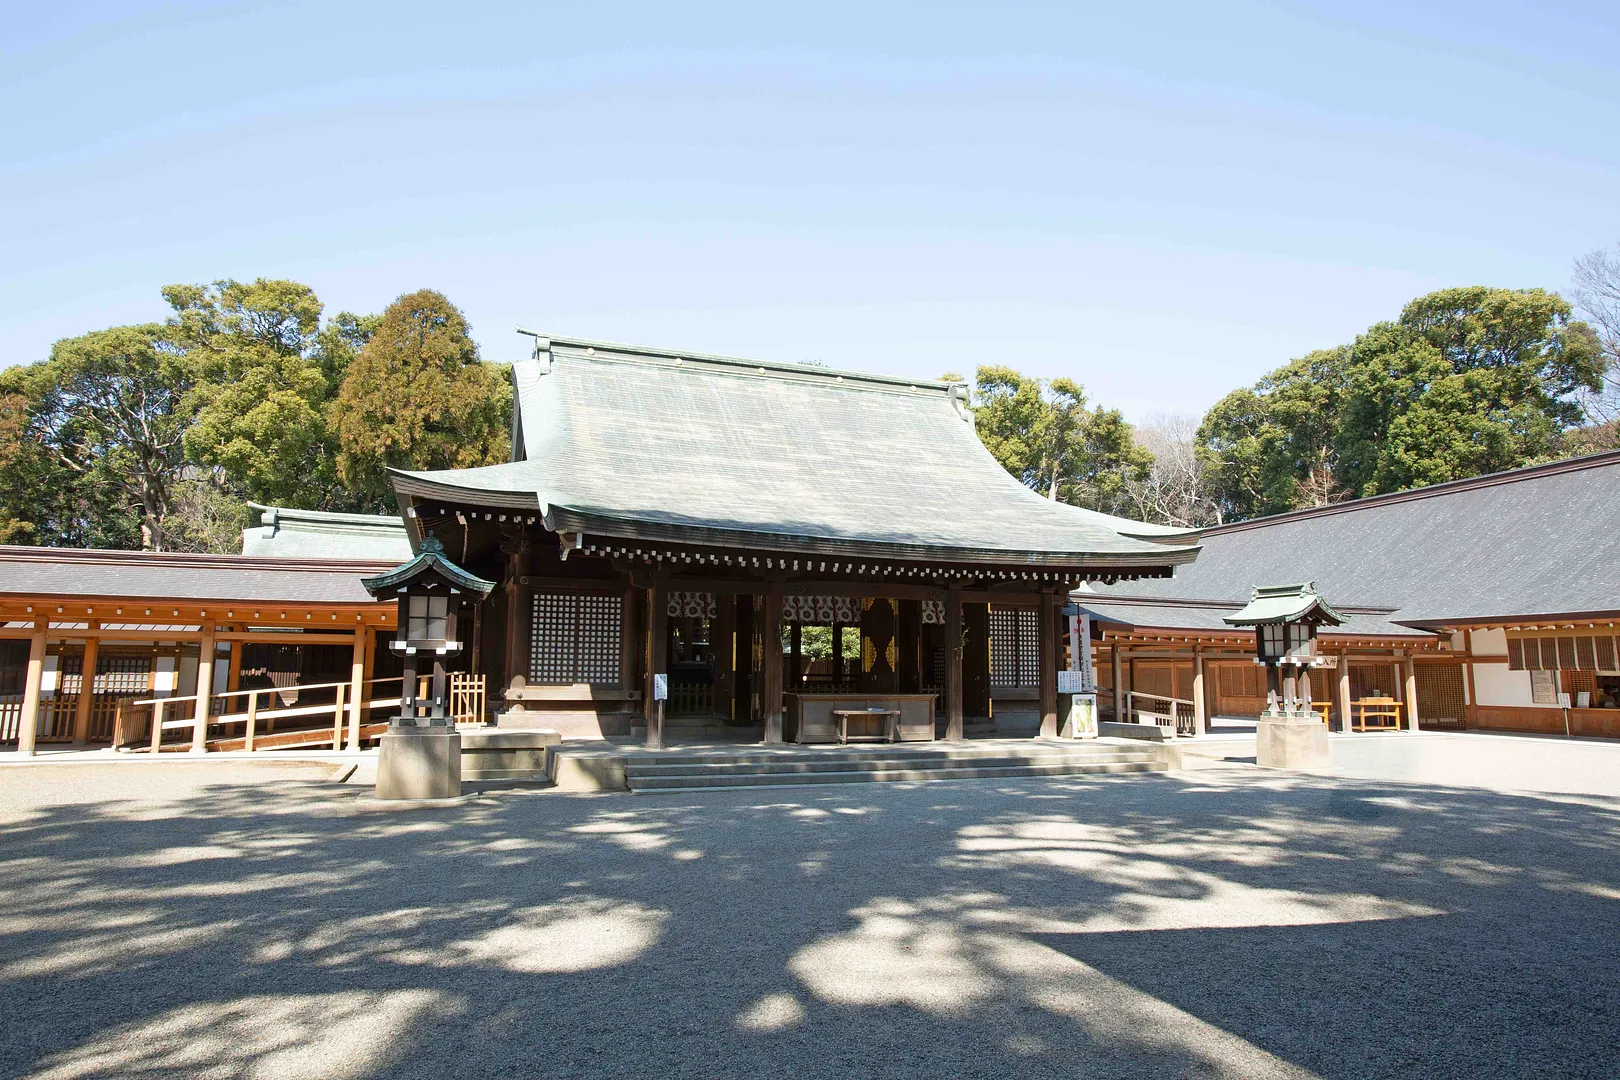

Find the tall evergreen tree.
[{"left": 331, "top": 289, "right": 511, "bottom": 510}]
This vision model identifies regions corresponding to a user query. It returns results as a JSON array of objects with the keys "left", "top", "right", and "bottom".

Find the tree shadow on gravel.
[{"left": 0, "top": 763, "right": 1617, "bottom": 1079}]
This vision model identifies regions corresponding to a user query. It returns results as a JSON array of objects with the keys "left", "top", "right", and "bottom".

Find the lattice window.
[
  {"left": 530, "top": 593, "right": 622, "bottom": 686},
  {"left": 1415, "top": 665, "right": 1466, "bottom": 725},
  {"left": 782, "top": 594, "right": 859, "bottom": 624},
  {"left": 989, "top": 608, "right": 1039, "bottom": 689}
]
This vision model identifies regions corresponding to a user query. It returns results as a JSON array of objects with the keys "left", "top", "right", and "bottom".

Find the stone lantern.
[
  {"left": 1223, "top": 582, "right": 1343, "bottom": 770},
  {"left": 361, "top": 537, "right": 494, "bottom": 799}
]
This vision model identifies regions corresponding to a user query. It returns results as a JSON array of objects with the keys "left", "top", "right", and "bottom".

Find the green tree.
[
  {"left": 1198, "top": 287, "right": 1602, "bottom": 520},
  {"left": 1338, "top": 288, "right": 1601, "bottom": 495},
  {"left": 1197, "top": 347, "right": 1350, "bottom": 520},
  {"left": 969, "top": 365, "right": 1149, "bottom": 513},
  {"left": 167, "top": 279, "right": 354, "bottom": 510},
  {"left": 331, "top": 289, "right": 511, "bottom": 509},
  {"left": 22, "top": 325, "right": 197, "bottom": 550}
]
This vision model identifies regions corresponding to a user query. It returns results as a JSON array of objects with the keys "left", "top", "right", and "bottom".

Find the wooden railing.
[
  {"left": 449, "top": 672, "right": 486, "bottom": 725},
  {"left": 1126, "top": 690, "right": 1196, "bottom": 735},
  {"left": 128, "top": 676, "right": 406, "bottom": 753}
]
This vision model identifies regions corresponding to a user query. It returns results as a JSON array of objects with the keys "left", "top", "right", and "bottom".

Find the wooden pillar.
[
  {"left": 501, "top": 535, "right": 530, "bottom": 694},
  {"left": 644, "top": 578, "right": 668, "bottom": 749},
  {"left": 1192, "top": 645, "right": 1207, "bottom": 737},
  {"left": 227, "top": 639, "right": 243, "bottom": 693},
  {"left": 1404, "top": 657, "right": 1421, "bottom": 732},
  {"left": 1111, "top": 641, "right": 1125, "bottom": 724},
  {"left": 1038, "top": 593, "right": 1059, "bottom": 738},
  {"left": 191, "top": 627, "right": 216, "bottom": 754},
  {"left": 712, "top": 594, "right": 735, "bottom": 721},
  {"left": 761, "top": 582, "right": 784, "bottom": 744},
  {"left": 789, "top": 621, "right": 803, "bottom": 692},
  {"left": 1336, "top": 652, "right": 1352, "bottom": 733},
  {"left": 72, "top": 635, "right": 100, "bottom": 744},
  {"left": 17, "top": 622, "right": 47, "bottom": 756},
  {"left": 945, "top": 585, "right": 964, "bottom": 741},
  {"left": 345, "top": 629, "right": 367, "bottom": 750}
]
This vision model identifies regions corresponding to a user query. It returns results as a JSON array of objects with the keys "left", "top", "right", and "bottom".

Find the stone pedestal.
[
  {"left": 1256, "top": 713, "right": 1331, "bottom": 770},
  {"left": 1061, "top": 693, "right": 1099, "bottom": 739},
  {"left": 376, "top": 725, "right": 462, "bottom": 800}
]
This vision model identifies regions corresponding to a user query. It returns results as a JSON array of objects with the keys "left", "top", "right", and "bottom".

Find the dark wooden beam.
[
  {"left": 1039, "top": 591, "right": 1059, "bottom": 737},
  {"left": 644, "top": 577, "right": 668, "bottom": 749},
  {"left": 761, "top": 582, "right": 784, "bottom": 744},
  {"left": 945, "top": 584, "right": 964, "bottom": 741}
]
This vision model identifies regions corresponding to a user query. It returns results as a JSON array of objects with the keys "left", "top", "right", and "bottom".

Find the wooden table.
[
  {"left": 1352, "top": 697, "right": 1403, "bottom": 731},
  {"left": 832, "top": 708, "right": 900, "bottom": 745}
]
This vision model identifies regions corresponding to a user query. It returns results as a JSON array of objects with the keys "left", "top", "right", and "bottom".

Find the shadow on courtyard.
[{"left": 1, "top": 763, "right": 1618, "bottom": 1079}]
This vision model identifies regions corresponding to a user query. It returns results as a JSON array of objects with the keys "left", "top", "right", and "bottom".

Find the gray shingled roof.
[
  {"left": 1085, "top": 451, "right": 1620, "bottom": 628},
  {"left": 0, "top": 547, "right": 393, "bottom": 605},
  {"left": 240, "top": 504, "right": 411, "bottom": 561},
  {"left": 1073, "top": 596, "right": 1430, "bottom": 640},
  {"left": 393, "top": 336, "right": 1200, "bottom": 570}
]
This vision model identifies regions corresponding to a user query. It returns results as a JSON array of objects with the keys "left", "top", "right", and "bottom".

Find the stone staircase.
[{"left": 623, "top": 741, "right": 1167, "bottom": 793}]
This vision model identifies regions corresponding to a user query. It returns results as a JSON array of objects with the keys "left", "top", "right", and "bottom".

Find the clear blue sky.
[{"left": 3, "top": 1, "right": 1616, "bottom": 420}]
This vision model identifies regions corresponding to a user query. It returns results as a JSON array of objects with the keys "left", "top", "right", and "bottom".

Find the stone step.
[
  {"left": 622, "top": 744, "right": 1144, "bottom": 769},
  {"left": 628, "top": 758, "right": 1166, "bottom": 792},
  {"left": 626, "top": 752, "right": 1154, "bottom": 779}
]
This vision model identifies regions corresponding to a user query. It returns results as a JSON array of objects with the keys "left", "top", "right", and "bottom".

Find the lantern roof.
[
  {"left": 1222, "top": 582, "right": 1344, "bottom": 627},
  {"left": 360, "top": 537, "right": 496, "bottom": 600}
]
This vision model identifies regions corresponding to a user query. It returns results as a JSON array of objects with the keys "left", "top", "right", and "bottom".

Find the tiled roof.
[
  {"left": 393, "top": 335, "right": 1201, "bottom": 571},
  {"left": 1073, "top": 595, "right": 1433, "bottom": 640},
  {"left": 0, "top": 547, "right": 394, "bottom": 606},
  {"left": 240, "top": 503, "right": 411, "bottom": 561},
  {"left": 1085, "top": 450, "right": 1620, "bottom": 627}
]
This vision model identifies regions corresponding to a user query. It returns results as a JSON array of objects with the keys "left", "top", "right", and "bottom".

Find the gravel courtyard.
[{"left": 2, "top": 759, "right": 1618, "bottom": 1080}]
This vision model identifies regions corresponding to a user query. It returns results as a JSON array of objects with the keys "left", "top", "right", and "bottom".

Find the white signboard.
[
  {"left": 652, "top": 673, "right": 668, "bottom": 702},
  {"left": 1057, "top": 669, "right": 1084, "bottom": 694}
]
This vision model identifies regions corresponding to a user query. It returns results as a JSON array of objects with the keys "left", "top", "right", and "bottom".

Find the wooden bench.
[{"left": 832, "top": 708, "right": 899, "bottom": 745}]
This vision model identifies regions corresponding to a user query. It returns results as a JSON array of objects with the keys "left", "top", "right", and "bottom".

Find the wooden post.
[
  {"left": 245, "top": 690, "right": 258, "bottom": 752},
  {"left": 1336, "top": 652, "right": 1352, "bottom": 733},
  {"left": 1038, "top": 593, "right": 1059, "bottom": 738},
  {"left": 346, "top": 629, "right": 366, "bottom": 749},
  {"left": 1111, "top": 642, "right": 1125, "bottom": 724},
  {"left": 501, "top": 534, "right": 529, "bottom": 697},
  {"left": 191, "top": 628, "right": 216, "bottom": 753},
  {"left": 150, "top": 699, "right": 165, "bottom": 753},
  {"left": 332, "top": 683, "right": 346, "bottom": 749},
  {"left": 645, "top": 578, "right": 668, "bottom": 749},
  {"left": 945, "top": 585, "right": 964, "bottom": 741},
  {"left": 1192, "top": 646, "right": 1207, "bottom": 736},
  {"left": 17, "top": 621, "right": 47, "bottom": 756},
  {"left": 761, "top": 582, "right": 785, "bottom": 744},
  {"left": 227, "top": 639, "right": 243, "bottom": 693},
  {"left": 73, "top": 635, "right": 99, "bottom": 745},
  {"left": 1404, "top": 657, "right": 1421, "bottom": 732},
  {"left": 789, "top": 622, "right": 803, "bottom": 692}
]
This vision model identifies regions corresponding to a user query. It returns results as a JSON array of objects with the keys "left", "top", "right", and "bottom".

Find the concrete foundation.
[
  {"left": 376, "top": 727, "right": 462, "bottom": 800},
  {"left": 461, "top": 728, "right": 560, "bottom": 781},
  {"left": 1256, "top": 714, "right": 1331, "bottom": 770}
]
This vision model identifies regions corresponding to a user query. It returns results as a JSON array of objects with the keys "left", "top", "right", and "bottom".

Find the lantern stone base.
[
  {"left": 376, "top": 725, "right": 463, "bottom": 800},
  {"left": 1256, "top": 713, "right": 1331, "bottom": 771}
]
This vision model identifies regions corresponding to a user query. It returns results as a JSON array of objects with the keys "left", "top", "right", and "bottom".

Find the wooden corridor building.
[{"left": 1076, "top": 451, "right": 1620, "bottom": 739}]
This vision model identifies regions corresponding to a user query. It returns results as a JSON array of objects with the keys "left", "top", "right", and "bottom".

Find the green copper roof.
[
  {"left": 390, "top": 336, "right": 1202, "bottom": 571},
  {"left": 1222, "top": 582, "right": 1345, "bottom": 627},
  {"left": 360, "top": 537, "right": 496, "bottom": 599}
]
